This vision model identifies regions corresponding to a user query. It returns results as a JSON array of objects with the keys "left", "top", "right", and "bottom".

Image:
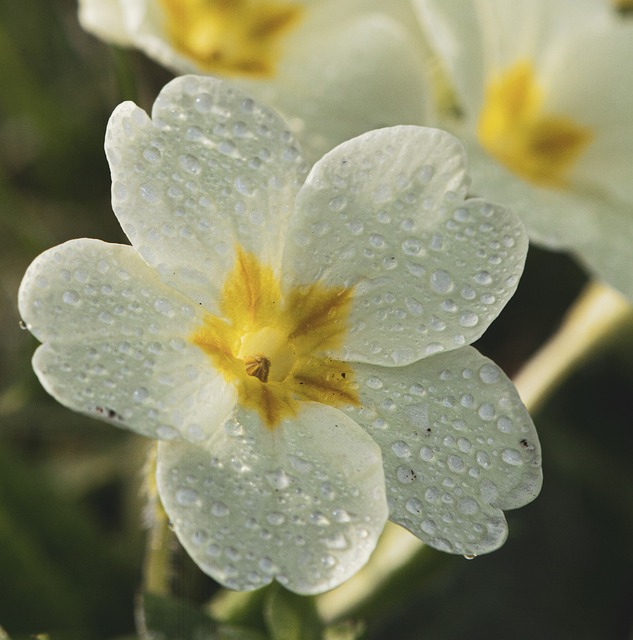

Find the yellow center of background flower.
[
  {"left": 477, "top": 60, "right": 593, "bottom": 187},
  {"left": 158, "top": 0, "right": 302, "bottom": 77},
  {"left": 190, "top": 247, "right": 358, "bottom": 429}
]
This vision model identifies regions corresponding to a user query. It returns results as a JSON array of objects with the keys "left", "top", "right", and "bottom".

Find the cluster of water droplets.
[
  {"left": 349, "top": 346, "right": 541, "bottom": 557},
  {"left": 18, "top": 238, "right": 237, "bottom": 443},
  {"left": 105, "top": 75, "right": 308, "bottom": 309},
  {"left": 157, "top": 411, "right": 386, "bottom": 594},
  {"left": 284, "top": 126, "right": 527, "bottom": 366}
]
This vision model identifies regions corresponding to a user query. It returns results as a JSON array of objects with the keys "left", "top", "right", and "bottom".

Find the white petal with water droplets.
[
  {"left": 18, "top": 238, "right": 234, "bottom": 441},
  {"left": 156, "top": 402, "right": 388, "bottom": 594},
  {"left": 342, "top": 346, "right": 542, "bottom": 556},
  {"left": 285, "top": 127, "right": 527, "bottom": 366},
  {"left": 105, "top": 75, "right": 308, "bottom": 311}
]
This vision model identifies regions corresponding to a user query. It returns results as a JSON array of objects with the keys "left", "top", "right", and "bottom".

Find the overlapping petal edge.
[{"left": 18, "top": 75, "right": 541, "bottom": 594}]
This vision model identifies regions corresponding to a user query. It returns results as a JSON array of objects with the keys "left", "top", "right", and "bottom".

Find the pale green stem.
[
  {"left": 513, "top": 280, "right": 633, "bottom": 414},
  {"left": 141, "top": 443, "right": 172, "bottom": 597},
  {"left": 317, "top": 279, "right": 633, "bottom": 623}
]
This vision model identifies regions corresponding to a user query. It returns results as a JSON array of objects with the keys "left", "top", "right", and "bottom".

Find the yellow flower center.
[
  {"left": 477, "top": 60, "right": 593, "bottom": 187},
  {"left": 157, "top": 0, "right": 302, "bottom": 77},
  {"left": 190, "top": 247, "right": 358, "bottom": 429}
]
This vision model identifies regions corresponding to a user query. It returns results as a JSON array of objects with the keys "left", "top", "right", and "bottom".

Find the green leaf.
[
  {"left": 141, "top": 593, "right": 268, "bottom": 640},
  {"left": 263, "top": 586, "right": 322, "bottom": 640}
]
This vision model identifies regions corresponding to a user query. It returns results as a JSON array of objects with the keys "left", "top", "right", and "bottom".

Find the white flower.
[
  {"left": 18, "top": 75, "right": 541, "bottom": 594},
  {"left": 78, "top": 0, "right": 430, "bottom": 161},
  {"left": 415, "top": 0, "right": 633, "bottom": 299}
]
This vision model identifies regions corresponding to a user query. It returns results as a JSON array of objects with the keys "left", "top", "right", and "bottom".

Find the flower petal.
[
  {"left": 105, "top": 75, "right": 308, "bottom": 311},
  {"left": 78, "top": 0, "right": 133, "bottom": 47},
  {"left": 342, "top": 347, "right": 541, "bottom": 556},
  {"left": 285, "top": 126, "right": 527, "bottom": 366},
  {"left": 416, "top": 0, "right": 612, "bottom": 125},
  {"left": 156, "top": 402, "right": 388, "bottom": 594},
  {"left": 236, "top": 12, "right": 430, "bottom": 162},
  {"left": 18, "top": 238, "right": 234, "bottom": 441},
  {"left": 551, "top": 26, "right": 633, "bottom": 205}
]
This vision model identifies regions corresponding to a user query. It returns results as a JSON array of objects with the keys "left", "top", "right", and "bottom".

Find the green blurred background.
[{"left": 1, "top": 1, "right": 632, "bottom": 638}]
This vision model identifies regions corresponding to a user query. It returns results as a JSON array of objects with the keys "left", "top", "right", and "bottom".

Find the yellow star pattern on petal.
[
  {"left": 190, "top": 246, "right": 358, "bottom": 429},
  {"left": 158, "top": 0, "right": 302, "bottom": 77},
  {"left": 478, "top": 60, "right": 593, "bottom": 188}
]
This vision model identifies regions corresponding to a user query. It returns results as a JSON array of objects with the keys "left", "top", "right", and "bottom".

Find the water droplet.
[
  {"left": 391, "top": 441, "right": 411, "bottom": 458},
  {"left": 266, "top": 512, "right": 285, "bottom": 526},
  {"left": 369, "top": 233, "right": 385, "bottom": 248},
  {"left": 329, "top": 195, "right": 347, "bottom": 211},
  {"left": 211, "top": 501, "right": 229, "bottom": 517},
  {"left": 179, "top": 153, "right": 201, "bottom": 175},
  {"left": 421, "top": 518, "right": 437, "bottom": 535},
  {"left": 19, "top": 320, "right": 27, "bottom": 330},
  {"left": 396, "top": 466, "right": 416, "bottom": 484},
  {"left": 259, "top": 557, "right": 278, "bottom": 574},
  {"left": 324, "top": 532, "right": 349, "bottom": 550},
  {"left": 463, "top": 553, "right": 477, "bottom": 560},
  {"left": 194, "top": 92, "right": 212, "bottom": 112},
  {"left": 332, "top": 509, "right": 351, "bottom": 523},
  {"left": 501, "top": 448, "right": 523, "bottom": 466},
  {"left": 478, "top": 403, "right": 496, "bottom": 421},
  {"left": 309, "top": 512, "right": 330, "bottom": 526},
  {"left": 266, "top": 468, "right": 291, "bottom": 490},
  {"left": 175, "top": 487, "right": 199, "bottom": 507},
  {"left": 479, "top": 363, "right": 501, "bottom": 384},
  {"left": 143, "top": 147, "right": 161, "bottom": 163},
  {"left": 62, "top": 290, "right": 80, "bottom": 305},
  {"left": 474, "top": 270, "right": 493, "bottom": 285},
  {"left": 191, "top": 530, "right": 208, "bottom": 545},
  {"left": 132, "top": 387, "right": 149, "bottom": 403},
  {"left": 497, "top": 416, "right": 513, "bottom": 433},
  {"left": 366, "top": 376, "right": 383, "bottom": 390},
  {"left": 457, "top": 497, "right": 479, "bottom": 515},
  {"left": 476, "top": 451, "right": 491, "bottom": 469},
  {"left": 431, "top": 269, "right": 453, "bottom": 294},
  {"left": 140, "top": 183, "right": 159, "bottom": 202},
  {"left": 459, "top": 311, "right": 479, "bottom": 327},
  {"left": 156, "top": 425, "right": 179, "bottom": 440},
  {"left": 405, "top": 497, "right": 423, "bottom": 515},
  {"left": 447, "top": 455, "right": 465, "bottom": 473}
]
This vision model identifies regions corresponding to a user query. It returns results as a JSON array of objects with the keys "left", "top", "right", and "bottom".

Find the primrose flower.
[
  {"left": 18, "top": 76, "right": 541, "bottom": 594},
  {"left": 415, "top": 0, "right": 633, "bottom": 300},
  {"left": 78, "top": 0, "right": 429, "bottom": 161}
]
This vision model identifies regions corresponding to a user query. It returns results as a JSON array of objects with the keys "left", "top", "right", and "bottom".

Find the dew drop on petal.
[
  {"left": 405, "top": 497, "right": 424, "bottom": 515},
  {"left": 61, "top": 290, "right": 80, "bottom": 306},
  {"left": 396, "top": 466, "right": 416, "bottom": 484},
  {"left": 211, "top": 501, "right": 230, "bottom": 517},
  {"left": 501, "top": 448, "right": 523, "bottom": 466},
  {"left": 479, "top": 363, "right": 501, "bottom": 384},
  {"left": 431, "top": 269, "right": 454, "bottom": 294},
  {"left": 175, "top": 487, "right": 199, "bottom": 507},
  {"left": 391, "top": 441, "right": 411, "bottom": 458}
]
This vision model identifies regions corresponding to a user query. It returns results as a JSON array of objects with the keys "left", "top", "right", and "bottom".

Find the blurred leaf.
[
  {"left": 141, "top": 593, "right": 267, "bottom": 640},
  {"left": 264, "top": 586, "right": 322, "bottom": 640},
  {"left": 0, "top": 442, "right": 136, "bottom": 638}
]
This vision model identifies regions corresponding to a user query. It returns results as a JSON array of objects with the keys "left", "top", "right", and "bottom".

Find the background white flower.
[
  {"left": 415, "top": 0, "right": 633, "bottom": 300},
  {"left": 78, "top": 0, "right": 431, "bottom": 162},
  {"left": 18, "top": 75, "right": 541, "bottom": 594}
]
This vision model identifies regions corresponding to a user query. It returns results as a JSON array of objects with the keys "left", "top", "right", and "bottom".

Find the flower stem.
[
  {"left": 512, "top": 280, "right": 633, "bottom": 414},
  {"left": 141, "top": 443, "right": 172, "bottom": 597}
]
